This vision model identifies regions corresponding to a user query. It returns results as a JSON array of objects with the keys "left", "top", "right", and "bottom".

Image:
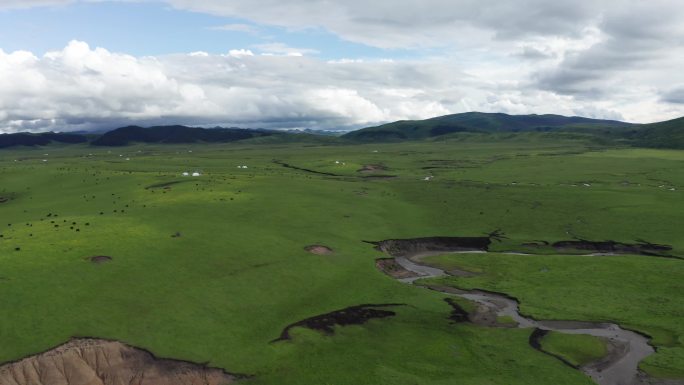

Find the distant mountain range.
[
  {"left": 90, "top": 125, "right": 278, "bottom": 146},
  {"left": 342, "top": 112, "right": 633, "bottom": 140},
  {"left": 0, "top": 125, "right": 289, "bottom": 148},
  {"left": 0, "top": 112, "right": 682, "bottom": 149},
  {"left": 0, "top": 132, "right": 89, "bottom": 148},
  {"left": 342, "top": 112, "right": 684, "bottom": 148}
]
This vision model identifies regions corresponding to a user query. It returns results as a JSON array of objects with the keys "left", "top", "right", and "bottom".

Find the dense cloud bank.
[{"left": 0, "top": 0, "right": 682, "bottom": 132}]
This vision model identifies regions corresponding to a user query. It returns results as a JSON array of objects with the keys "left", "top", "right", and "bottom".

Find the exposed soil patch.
[
  {"left": 361, "top": 175, "right": 397, "bottom": 180},
  {"left": 444, "top": 298, "right": 469, "bottom": 323},
  {"left": 304, "top": 245, "right": 334, "bottom": 255},
  {"left": 0, "top": 338, "right": 241, "bottom": 385},
  {"left": 272, "top": 304, "right": 404, "bottom": 342},
  {"left": 366, "top": 231, "right": 504, "bottom": 257},
  {"left": 88, "top": 256, "right": 112, "bottom": 264},
  {"left": 375, "top": 258, "right": 419, "bottom": 279},
  {"left": 427, "top": 286, "right": 513, "bottom": 327},
  {"left": 357, "top": 164, "right": 387, "bottom": 173},
  {"left": 0, "top": 197, "right": 9, "bottom": 204},
  {"left": 551, "top": 239, "right": 673, "bottom": 257},
  {"left": 145, "top": 181, "right": 188, "bottom": 190},
  {"left": 273, "top": 160, "right": 342, "bottom": 177}
]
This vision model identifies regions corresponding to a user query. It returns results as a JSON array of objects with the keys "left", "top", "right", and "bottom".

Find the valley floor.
[{"left": 0, "top": 138, "right": 682, "bottom": 384}]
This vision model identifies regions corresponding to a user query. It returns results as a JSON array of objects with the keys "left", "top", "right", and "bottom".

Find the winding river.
[{"left": 392, "top": 255, "right": 658, "bottom": 385}]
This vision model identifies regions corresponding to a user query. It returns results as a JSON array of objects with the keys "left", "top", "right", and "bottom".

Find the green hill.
[
  {"left": 628, "top": 117, "right": 684, "bottom": 149},
  {"left": 343, "top": 112, "right": 684, "bottom": 149},
  {"left": 90, "top": 125, "right": 280, "bottom": 146},
  {"left": 1, "top": 113, "right": 681, "bottom": 149},
  {"left": 0, "top": 132, "right": 89, "bottom": 148}
]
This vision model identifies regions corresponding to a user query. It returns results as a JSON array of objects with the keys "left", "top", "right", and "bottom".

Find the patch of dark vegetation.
[
  {"left": 375, "top": 258, "right": 419, "bottom": 279},
  {"left": 528, "top": 329, "right": 579, "bottom": 369},
  {"left": 367, "top": 231, "right": 505, "bottom": 257},
  {"left": 304, "top": 245, "right": 334, "bottom": 255},
  {"left": 88, "top": 255, "right": 112, "bottom": 264},
  {"left": 171, "top": 232, "right": 182, "bottom": 238},
  {"left": 273, "top": 160, "right": 342, "bottom": 176},
  {"left": 272, "top": 304, "right": 404, "bottom": 342},
  {"left": 0, "top": 197, "right": 8, "bottom": 204},
  {"left": 145, "top": 181, "right": 186, "bottom": 189},
  {"left": 0, "top": 338, "right": 244, "bottom": 385},
  {"left": 444, "top": 298, "right": 469, "bottom": 323},
  {"left": 551, "top": 239, "right": 674, "bottom": 257}
]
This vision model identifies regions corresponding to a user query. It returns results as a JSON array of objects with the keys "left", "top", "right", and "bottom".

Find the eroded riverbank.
[{"left": 374, "top": 242, "right": 677, "bottom": 385}]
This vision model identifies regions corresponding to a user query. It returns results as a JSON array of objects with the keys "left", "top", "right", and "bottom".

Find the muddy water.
[{"left": 393, "top": 256, "right": 657, "bottom": 385}]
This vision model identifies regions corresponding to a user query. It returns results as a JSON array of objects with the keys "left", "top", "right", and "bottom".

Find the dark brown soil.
[
  {"left": 357, "top": 164, "right": 387, "bottom": 173},
  {"left": 0, "top": 338, "right": 241, "bottom": 385},
  {"left": 272, "top": 304, "right": 404, "bottom": 342},
  {"left": 375, "top": 258, "right": 419, "bottom": 279},
  {"left": 304, "top": 245, "right": 334, "bottom": 255},
  {"left": 273, "top": 160, "right": 342, "bottom": 177},
  {"left": 551, "top": 239, "right": 673, "bottom": 257},
  {"left": 444, "top": 298, "right": 469, "bottom": 323},
  {"left": 88, "top": 256, "right": 112, "bottom": 264},
  {"left": 145, "top": 181, "right": 185, "bottom": 189},
  {"left": 366, "top": 232, "right": 504, "bottom": 257}
]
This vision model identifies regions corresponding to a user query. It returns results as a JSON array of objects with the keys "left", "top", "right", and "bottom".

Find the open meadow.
[{"left": 0, "top": 137, "right": 682, "bottom": 384}]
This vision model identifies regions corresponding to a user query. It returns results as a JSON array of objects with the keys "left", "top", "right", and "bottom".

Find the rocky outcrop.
[{"left": 0, "top": 338, "right": 238, "bottom": 385}]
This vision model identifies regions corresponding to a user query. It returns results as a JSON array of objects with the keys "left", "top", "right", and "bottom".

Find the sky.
[{"left": 0, "top": 0, "right": 683, "bottom": 133}]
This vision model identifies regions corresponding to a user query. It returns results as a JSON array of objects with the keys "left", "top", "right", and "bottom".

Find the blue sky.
[
  {"left": 0, "top": 1, "right": 418, "bottom": 59},
  {"left": 0, "top": 0, "right": 682, "bottom": 133}
]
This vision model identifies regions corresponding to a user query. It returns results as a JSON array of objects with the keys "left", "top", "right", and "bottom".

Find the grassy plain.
[
  {"left": 0, "top": 137, "right": 682, "bottom": 383},
  {"left": 540, "top": 332, "right": 609, "bottom": 367}
]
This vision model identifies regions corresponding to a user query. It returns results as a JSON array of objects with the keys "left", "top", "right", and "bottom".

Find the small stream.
[{"left": 393, "top": 256, "right": 656, "bottom": 385}]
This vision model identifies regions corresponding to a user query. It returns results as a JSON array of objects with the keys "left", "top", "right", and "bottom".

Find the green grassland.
[
  {"left": 422, "top": 251, "right": 684, "bottom": 377},
  {"left": 0, "top": 137, "right": 682, "bottom": 384}
]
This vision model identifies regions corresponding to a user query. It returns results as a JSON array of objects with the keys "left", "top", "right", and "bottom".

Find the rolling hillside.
[
  {"left": 90, "top": 125, "right": 279, "bottom": 146},
  {"left": 0, "top": 113, "right": 681, "bottom": 149},
  {"left": 0, "top": 132, "right": 89, "bottom": 148},
  {"left": 343, "top": 112, "right": 634, "bottom": 141}
]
